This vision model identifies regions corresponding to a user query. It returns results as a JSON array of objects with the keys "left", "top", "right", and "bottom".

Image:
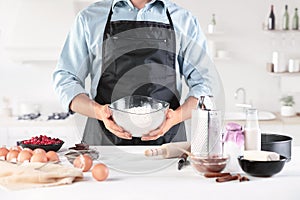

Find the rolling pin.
[{"left": 144, "top": 141, "right": 191, "bottom": 159}]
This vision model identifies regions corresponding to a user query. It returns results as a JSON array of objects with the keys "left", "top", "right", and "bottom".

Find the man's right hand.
[
  {"left": 95, "top": 104, "right": 132, "bottom": 140},
  {"left": 70, "top": 94, "right": 132, "bottom": 140}
]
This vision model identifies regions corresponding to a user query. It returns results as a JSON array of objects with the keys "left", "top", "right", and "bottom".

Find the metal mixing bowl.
[{"left": 109, "top": 95, "right": 169, "bottom": 137}]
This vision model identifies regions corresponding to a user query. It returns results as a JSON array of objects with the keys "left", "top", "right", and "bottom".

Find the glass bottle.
[
  {"left": 211, "top": 14, "right": 216, "bottom": 26},
  {"left": 208, "top": 14, "right": 216, "bottom": 34},
  {"left": 268, "top": 5, "right": 276, "bottom": 30},
  {"left": 282, "top": 5, "right": 289, "bottom": 30},
  {"left": 244, "top": 109, "right": 261, "bottom": 151},
  {"left": 292, "top": 8, "right": 299, "bottom": 30}
]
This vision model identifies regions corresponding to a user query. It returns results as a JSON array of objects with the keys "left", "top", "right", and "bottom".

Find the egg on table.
[
  {"left": 6, "top": 150, "right": 19, "bottom": 162},
  {"left": 0, "top": 146, "right": 9, "bottom": 160},
  {"left": 33, "top": 148, "right": 47, "bottom": 155},
  {"left": 46, "top": 151, "right": 60, "bottom": 162},
  {"left": 92, "top": 163, "right": 109, "bottom": 181},
  {"left": 73, "top": 154, "right": 93, "bottom": 172},
  {"left": 30, "top": 153, "right": 48, "bottom": 163},
  {"left": 17, "top": 150, "right": 33, "bottom": 162}
]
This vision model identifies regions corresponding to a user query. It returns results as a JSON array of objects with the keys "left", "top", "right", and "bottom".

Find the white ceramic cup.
[
  {"left": 18, "top": 103, "right": 40, "bottom": 115},
  {"left": 208, "top": 24, "right": 215, "bottom": 34}
]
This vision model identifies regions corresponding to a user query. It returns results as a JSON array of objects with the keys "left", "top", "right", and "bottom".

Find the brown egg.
[
  {"left": 17, "top": 150, "right": 33, "bottom": 163},
  {"left": 0, "top": 147, "right": 9, "bottom": 160},
  {"left": 46, "top": 151, "right": 59, "bottom": 162},
  {"left": 33, "top": 148, "right": 46, "bottom": 155},
  {"left": 6, "top": 150, "right": 19, "bottom": 162},
  {"left": 73, "top": 154, "right": 93, "bottom": 172},
  {"left": 92, "top": 163, "right": 109, "bottom": 181},
  {"left": 30, "top": 153, "right": 48, "bottom": 163}
]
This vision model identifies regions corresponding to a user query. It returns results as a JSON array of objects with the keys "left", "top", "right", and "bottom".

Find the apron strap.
[
  {"left": 105, "top": 4, "right": 174, "bottom": 32},
  {"left": 166, "top": 9, "right": 174, "bottom": 29},
  {"left": 103, "top": 7, "right": 113, "bottom": 40}
]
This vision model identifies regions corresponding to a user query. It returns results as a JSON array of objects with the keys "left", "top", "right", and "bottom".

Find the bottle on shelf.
[
  {"left": 244, "top": 108, "right": 261, "bottom": 151},
  {"left": 208, "top": 13, "right": 216, "bottom": 34},
  {"left": 282, "top": 5, "right": 289, "bottom": 30},
  {"left": 292, "top": 8, "right": 299, "bottom": 30},
  {"left": 268, "top": 5, "right": 276, "bottom": 30},
  {"left": 211, "top": 14, "right": 216, "bottom": 26}
]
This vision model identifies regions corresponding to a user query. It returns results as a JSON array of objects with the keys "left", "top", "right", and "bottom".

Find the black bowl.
[
  {"left": 17, "top": 141, "right": 64, "bottom": 152},
  {"left": 238, "top": 155, "right": 287, "bottom": 177},
  {"left": 261, "top": 133, "right": 292, "bottom": 162}
]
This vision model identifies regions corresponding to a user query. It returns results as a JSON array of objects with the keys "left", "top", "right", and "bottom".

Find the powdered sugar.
[{"left": 125, "top": 106, "right": 156, "bottom": 128}]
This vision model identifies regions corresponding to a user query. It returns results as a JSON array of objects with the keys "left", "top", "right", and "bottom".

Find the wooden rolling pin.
[{"left": 144, "top": 141, "right": 191, "bottom": 159}]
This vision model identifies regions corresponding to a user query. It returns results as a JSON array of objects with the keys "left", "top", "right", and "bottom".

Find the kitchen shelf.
[
  {"left": 268, "top": 72, "right": 300, "bottom": 77},
  {"left": 263, "top": 30, "right": 300, "bottom": 35}
]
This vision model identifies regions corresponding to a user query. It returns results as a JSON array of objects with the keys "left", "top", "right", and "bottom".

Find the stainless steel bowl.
[{"left": 109, "top": 95, "right": 169, "bottom": 137}]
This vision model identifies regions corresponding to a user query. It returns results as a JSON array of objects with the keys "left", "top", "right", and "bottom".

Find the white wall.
[
  {"left": 0, "top": 0, "right": 299, "bottom": 114},
  {"left": 0, "top": 0, "right": 76, "bottom": 114}
]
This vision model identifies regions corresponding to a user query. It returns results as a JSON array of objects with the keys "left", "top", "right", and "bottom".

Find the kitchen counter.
[
  {"left": 1, "top": 145, "right": 300, "bottom": 200},
  {"left": 225, "top": 112, "right": 300, "bottom": 125},
  {"left": 0, "top": 115, "right": 81, "bottom": 127},
  {"left": 0, "top": 116, "right": 86, "bottom": 147},
  {"left": 2, "top": 112, "right": 299, "bottom": 127},
  {"left": 224, "top": 113, "right": 300, "bottom": 146},
  {"left": 277, "top": 113, "right": 300, "bottom": 124}
]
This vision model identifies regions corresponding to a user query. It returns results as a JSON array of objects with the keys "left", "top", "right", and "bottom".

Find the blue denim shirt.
[{"left": 53, "top": 0, "right": 214, "bottom": 112}]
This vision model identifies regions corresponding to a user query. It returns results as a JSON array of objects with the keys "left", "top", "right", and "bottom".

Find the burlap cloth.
[{"left": 0, "top": 161, "right": 83, "bottom": 190}]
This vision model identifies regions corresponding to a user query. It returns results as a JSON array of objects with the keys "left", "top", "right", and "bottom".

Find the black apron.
[{"left": 82, "top": 4, "right": 186, "bottom": 145}]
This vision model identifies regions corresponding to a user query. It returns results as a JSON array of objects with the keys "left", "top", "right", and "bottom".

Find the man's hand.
[
  {"left": 141, "top": 109, "right": 179, "bottom": 141},
  {"left": 96, "top": 104, "right": 132, "bottom": 140},
  {"left": 70, "top": 94, "right": 132, "bottom": 140},
  {"left": 141, "top": 96, "right": 198, "bottom": 141}
]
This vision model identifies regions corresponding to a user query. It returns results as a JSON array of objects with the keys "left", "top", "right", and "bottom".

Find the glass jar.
[{"left": 244, "top": 108, "right": 261, "bottom": 150}]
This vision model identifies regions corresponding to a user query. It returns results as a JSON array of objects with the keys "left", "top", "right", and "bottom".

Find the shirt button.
[{"left": 128, "top": 8, "right": 132, "bottom": 11}]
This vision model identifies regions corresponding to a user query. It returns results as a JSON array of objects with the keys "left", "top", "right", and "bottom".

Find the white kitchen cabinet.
[
  {"left": 6, "top": 126, "right": 82, "bottom": 148},
  {"left": 0, "top": 117, "right": 83, "bottom": 148}
]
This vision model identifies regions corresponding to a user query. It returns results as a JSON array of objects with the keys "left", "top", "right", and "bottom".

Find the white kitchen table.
[{"left": 1, "top": 145, "right": 300, "bottom": 200}]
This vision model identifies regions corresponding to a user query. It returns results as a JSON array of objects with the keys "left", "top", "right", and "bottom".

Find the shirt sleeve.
[
  {"left": 52, "top": 12, "right": 91, "bottom": 112},
  {"left": 179, "top": 16, "right": 217, "bottom": 99}
]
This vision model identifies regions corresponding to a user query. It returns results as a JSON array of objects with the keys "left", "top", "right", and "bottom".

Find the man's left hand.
[{"left": 141, "top": 109, "right": 180, "bottom": 141}]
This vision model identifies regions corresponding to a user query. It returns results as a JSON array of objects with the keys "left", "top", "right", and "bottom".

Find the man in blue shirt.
[{"left": 53, "top": 0, "right": 218, "bottom": 145}]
